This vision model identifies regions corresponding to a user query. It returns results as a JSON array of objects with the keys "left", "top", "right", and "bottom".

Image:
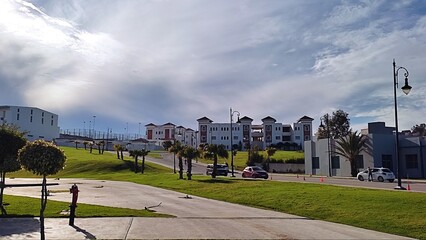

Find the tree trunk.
[
  {"left": 98, "top": 146, "right": 101, "bottom": 154},
  {"left": 120, "top": 150, "right": 123, "bottom": 160},
  {"left": 141, "top": 156, "right": 145, "bottom": 174},
  {"left": 134, "top": 156, "right": 139, "bottom": 173},
  {"left": 0, "top": 172, "right": 7, "bottom": 215},
  {"left": 116, "top": 150, "right": 120, "bottom": 159},
  {"left": 178, "top": 157, "right": 183, "bottom": 179},
  {"left": 40, "top": 176, "right": 47, "bottom": 240},
  {"left": 212, "top": 155, "right": 217, "bottom": 179},
  {"left": 350, "top": 159, "right": 357, "bottom": 177},
  {"left": 187, "top": 158, "right": 192, "bottom": 180}
]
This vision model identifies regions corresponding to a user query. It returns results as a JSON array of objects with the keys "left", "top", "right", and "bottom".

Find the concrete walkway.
[{"left": 0, "top": 178, "right": 414, "bottom": 239}]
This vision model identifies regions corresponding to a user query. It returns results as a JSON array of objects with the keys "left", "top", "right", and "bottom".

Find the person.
[{"left": 368, "top": 167, "right": 373, "bottom": 182}]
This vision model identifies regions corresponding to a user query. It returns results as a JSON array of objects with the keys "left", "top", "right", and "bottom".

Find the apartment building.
[
  {"left": 0, "top": 105, "right": 60, "bottom": 141},
  {"left": 197, "top": 115, "right": 313, "bottom": 150}
]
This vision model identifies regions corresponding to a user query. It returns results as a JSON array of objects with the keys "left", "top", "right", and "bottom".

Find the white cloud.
[{"left": 1, "top": 0, "right": 425, "bottom": 133}]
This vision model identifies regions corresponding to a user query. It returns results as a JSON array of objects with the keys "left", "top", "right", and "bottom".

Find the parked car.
[
  {"left": 242, "top": 166, "right": 269, "bottom": 179},
  {"left": 357, "top": 167, "right": 395, "bottom": 182},
  {"left": 206, "top": 164, "right": 229, "bottom": 176}
]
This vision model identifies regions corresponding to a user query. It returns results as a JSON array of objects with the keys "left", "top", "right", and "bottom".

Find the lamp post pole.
[
  {"left": 230, "top": 108, "right": 240, "bottom": 177},
  {"left": 393, "top": 59, "right": 412, "bottom": 190},
  {"left": 320, "top": 114, "right": 332, "bottom": 177}
]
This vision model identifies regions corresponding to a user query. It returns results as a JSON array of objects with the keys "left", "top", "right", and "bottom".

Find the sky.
[{"left": 1, "top": 0, "right": 425, "bottom": 136}]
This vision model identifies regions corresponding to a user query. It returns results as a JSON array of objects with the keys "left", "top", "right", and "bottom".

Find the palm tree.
[
  {"left": 265, "top": 147, "right": 277, "bottom": 172},
  {"left": 169, "top": 141, "right": 184, "bottom": 179},
  {"left": 203, "top": 144, "right": 229, "bottom": 179},
  {"left": 113, "top": 144, "right": 123, "bottom": 160},
  {"left": 83, "top": 141, "right": 89, "bottom": 150},
  {"left": 139, "top": 149, "right": 150, "bottom": 174},
  {"left": 181, "top": 146, "right": 201, "bottom": 180},
  {"left": 334, "top": 131, "right": 367, "bottom": 177},
  {"left": 129, "top": 150, "right": 142, "bottom": 173}
]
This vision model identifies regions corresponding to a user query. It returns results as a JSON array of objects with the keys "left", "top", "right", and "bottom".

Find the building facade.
[
  {"left": 0, "top": 105, "right": 60, "bottom": 141},
  {"left": 305, "top": 122, "right": 426, "bottom": 179},
  {"left": 197, "top": 115, "right": 313, "bottom": 150}
]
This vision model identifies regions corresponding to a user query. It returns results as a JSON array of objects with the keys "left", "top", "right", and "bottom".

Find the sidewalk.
[{"left": 0, "top": 178, "right": 415, "bottom": 240}]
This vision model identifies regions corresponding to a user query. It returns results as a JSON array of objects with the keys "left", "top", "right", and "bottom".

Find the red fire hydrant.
[{"left": 69, "top": 184, "right": 79, "bottom": 226}]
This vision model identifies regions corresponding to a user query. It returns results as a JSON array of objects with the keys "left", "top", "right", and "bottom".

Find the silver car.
[{"left": 357, "top": 167, "right": 395, "bottom": 182}]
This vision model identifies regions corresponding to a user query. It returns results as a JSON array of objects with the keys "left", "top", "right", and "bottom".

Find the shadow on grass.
[{"left": 196, "top": 178, "right": 235, "bottom": 184}]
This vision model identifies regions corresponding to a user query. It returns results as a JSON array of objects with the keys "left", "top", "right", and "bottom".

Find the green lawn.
[
  {"left": 6, "top": 147, "right": 426, "bottom": 239},
  {"left": 196, "top": 150, "right": 304, "bottom": 169}
]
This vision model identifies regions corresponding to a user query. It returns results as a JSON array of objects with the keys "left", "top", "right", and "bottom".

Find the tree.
[
  {"left": 74, "top": 140, "right": 80, "bottom": 149},
  {"left": 113, "top": 144, "right": 124, "bottom": 160},
  {"left": 18, "top": 140, "right": 66, "bottom": 240},
  {"left": 0, "top": 124, "right": 27, "bottom": 215},
  {"left": 88, "top": 142, "right": 94, "bottom": 154},
  {"left": 333, "top": 131, "right": 367, "bottom": 177},
  {"left": 169, "top": 141, "right": 184, "bottom": 179},
  {"left": 317, "top": 109, "right": 350, "bottom": 139},
  {"left": 162, "top": 140, "right": 173, "bottom": 151},
  {"left": 139, "top": 149, "right": 150, "bottom": 174},
  {"left": 129, "top": 149, "right": 150, "bottom": 173},
  {"left": 411, "top": 123, "right": 426, "bottom": 136},
  {"left": 181, "top": 146, "right": 201, "bottom": 180},
  {"left": 265, "top": 147, "right": 277, "bottom": 172},
  {"left": 83, "top": 141, "right": 89, "bottom": 150},
  {"left": 246, "top": 146, "right": 264, "bottom": 166},
  {"left": 203, "top": 144, "right": 228, "bottom": 179},
  {"left": 129, "top": 150, "right": 141, "bottom": 173}
]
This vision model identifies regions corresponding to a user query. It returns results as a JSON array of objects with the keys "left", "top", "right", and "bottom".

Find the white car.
[{"left": 357, "top": 167, "right": 395, "bottom": 182}]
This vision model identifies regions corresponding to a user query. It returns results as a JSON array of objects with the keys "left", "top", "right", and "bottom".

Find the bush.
[{"left": 285, "top": 158, "right": 305, "bottom": 164}]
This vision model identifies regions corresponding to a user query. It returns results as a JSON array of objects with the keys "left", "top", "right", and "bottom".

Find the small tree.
[
  {"left": 88, "top": 142, "right": 94, "bottom": 153},
  {"left": 246, "top": 146, "right": 263, "bottom": 166},
  {"left": 0, "top": 124, "right": 27, "bottom": 215},
  {"left": 113, "top": 144, "right": 122, "bottom": 160},
  {"left": 181, "top": 146, "right": 201, "bottom": 180},
  {"left": 74, "top": 140, "right": 80, "bottom": 149},
  {"left": 169, "top": 141, "right": 184, "bottom": 179},
  {"left": 333, "top": 131, "right": 367, "bottom": 177},
  {"left": 162, "top": 140, "right": 173, "bottom": 151},
  {"left": 265, "top": 147, "right": 277, "bottom": 172},
  {"left": 18, "top": 140, "right": 66, "bottom": 240},
  {"left": 203, "top": 144, "right": 228, "bottom": 179},
  {"left": 83, "top": 141, "right": 89, "bottom": 150},
  {"left": 139, "top": 149, "right": 150, "bottom": 174},
  {"left": 129, "top": 150, "right": 141, "bottom": 173}
]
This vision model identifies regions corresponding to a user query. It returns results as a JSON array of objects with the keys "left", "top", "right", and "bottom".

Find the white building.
[
  {"left": 0, "top": 105, "right": 60, "bottom": 141},
  {"left": 197, "top": 115, "right": 313, "bottom": 150}
]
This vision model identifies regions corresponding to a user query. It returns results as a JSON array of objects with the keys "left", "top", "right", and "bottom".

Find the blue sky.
[{"left": 1, "top": 0, "right": 425, "bottom": 136}]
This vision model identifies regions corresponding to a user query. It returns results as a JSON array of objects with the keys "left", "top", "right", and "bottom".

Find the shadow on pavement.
[
  {"left": 72, "top": 225, "right": 96, "bottom": 240},
  {"left": 0, "top": 218, "right": 39, "bottom": 237}
]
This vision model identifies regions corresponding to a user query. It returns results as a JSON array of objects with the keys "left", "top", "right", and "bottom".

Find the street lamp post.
[
  {"left": 320, "top": 114, "right": 332, "bottom": 177},
  {"left": 393, "top": 59, "right": 412, "bottom": 190},
  {"left": 230, "top": 108, "right": 240, "bottom": 177}
]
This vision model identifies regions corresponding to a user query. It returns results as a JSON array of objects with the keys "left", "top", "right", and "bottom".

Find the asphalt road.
[
  {"left": 2, "top": 178, "right": 413, "bottom": 239},
  {"left": 148, "top": 153, "right": 426, "bottom": 193}
]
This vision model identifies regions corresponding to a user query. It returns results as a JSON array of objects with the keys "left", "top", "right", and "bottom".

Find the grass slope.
[{"left": 7, "top": 147, "right": 426, "bottom": 239}]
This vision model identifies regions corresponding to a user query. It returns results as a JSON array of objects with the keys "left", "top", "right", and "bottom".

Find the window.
[
  {"left": 355, "top": 155, "right": 364, "bottom": 169},
  {"left": 42, "top": 112, "right": 44, "bottom": 117},
  {"left": 211, "top": 136, "right": 216, "bottom": 140},
  {"left": 304, "top": 125, "right": 310, "bottom": 131},
  {"left": 304, "top": 135, "right": 310, "bottom": 141},
  {"left": 382, "top": 155, "right": 392, "bottom": 169},
  {"left": 276, "top": 136, "right": 281, "bottom": 140},
  {"left": 283, "top": 127, "right": 291, "bottom": 132},
  {"left": 406, "top": 154, "right": 418, "bottom": 169},
  {"left": 312, "top": 157, "right": 319, "bottom": 169},
  {"left": 331, "top": 156, "right": 340, "bottom": 169},
  {"left": 201, "top": 136, "right": 206, "bottom": 142},
  {"left": 31, "top": 109, "right": 33, "bottom": 114},
  {"left": 243, "top": 125, "right": 249, "bottom": 131},
  {"left": 234, "top": 136, "right": 238, "bottom": 140},
  {"left": 282, "top": 136, "right": 291, "bottom": 141},
  {"left": 266, "top": 125, "right": 272, "bottom": 131},
  {"left": 39, "top": 136, "right": 44, "bottom": 139},
  {"left": 17, "top": 114, "right": 19, "bottom": 120},
  {"left": 51, "top": 119, "right": 54, "bottom": 126},
  {"left": 201, "top": 125, "right": 207, "bottom": 131},
  {"left": 295, "top": 136, "right": 300, "bottom": 140},
  {"left": 30, "top": 116, "right": 32, "bottom": 123}
]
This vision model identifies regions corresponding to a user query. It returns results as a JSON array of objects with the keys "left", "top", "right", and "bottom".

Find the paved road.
[
  {"left": 149, "top": 153, "right": 426, "bottom": 193},
  {"left": 1, "top": 178, "right": 413, "bottom": 240}
]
